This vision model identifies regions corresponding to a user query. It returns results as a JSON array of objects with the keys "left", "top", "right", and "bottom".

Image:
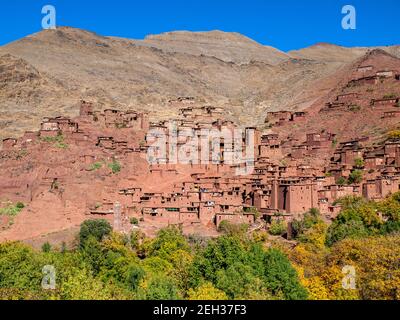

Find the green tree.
[
  {"left": 79, "top": 219, "right": 112, "bottom": 248},
  {"left": 41, "top": 242, "right": 51, "bottom": 253},
  {"left": 348, "top": 170, "right": 363, "bottom": 184},
  {"left": 269, "top": 220, "right": 287, "bottom": 236},
  {"left": 263, "top": 249, "right": 308, "bottom": 300}
]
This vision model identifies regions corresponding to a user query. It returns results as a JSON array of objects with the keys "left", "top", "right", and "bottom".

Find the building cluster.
[{"left": 2, "top": 88, "right": 400, "bottom": 232}]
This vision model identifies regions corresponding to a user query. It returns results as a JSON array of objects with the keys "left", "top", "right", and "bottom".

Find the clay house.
[
  {"left": 324, "top": 102, "right": 345, "bottom": 110},
  {"left": 79, "top": 100, "right": 94, "bottom": 116},
  {"left": 20, "top": 131, "right": 39, "bottom": 146},
  {"left": 325, "top": 205, "right": 342, "bottom": 220},
  {"left": 336, "top": 93, "right": 359, "bottom": 102},
  {"left": 319, "top": 184, "right": 357, "bottom": 204},
  {"left": 383, "top": 111, "right": 400, "bottom": 118},
  {"left": 104, "top": 109, "right": 123, "bottom": 127},
  {"left": 364, "top": 155, "right": 385, "bottom": 170},
  {"left": 2, "top": 138, "right": 17, "bottom": 150},
  {"left": 40, "top": 119, "right": 59, "bottom": 132},
  {"left": 265, "top": 111, "right": 292, "bottom": 126},
  {"left": 348, "top": 75, "right": 379, "bottom": 87},
  {"left": 384, "top": 140, "right": 400, "bottom": 159},
  {"left": 96, "top": 137, "right": 114, "bottom": 149},
  {"left": 270, "top": 178, "right": 319, "bottom": 215},
  {"left": 47, "top": 117, "right": 79, "bottom": 134},
  {"left": 306, "top": 132, "right": 336, "bottom": 148},
  {"left": 363, "top": 177, "right": 400, "bottom": 200},
  {"left": 371, "top": 97, "right": 398, "bottom": 107},
  {"left": 290, "top": 111, "right": 307, "bottom": 121},
  {"left": 215, "top": 212, "right": 255, "bottom": 228},
  {"left": 376, "top": 70, "right": 394, "bottom": 78},
  {"left": 40, "top": 119, "right": 61, "bottom": 138},
  {"left": 357, "top": 65, "right": 373, "bottom": 73}
]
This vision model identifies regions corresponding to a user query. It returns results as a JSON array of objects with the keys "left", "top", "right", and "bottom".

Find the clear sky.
[{"left": 0, "top": 0, "right": 399, "bottom": 51}]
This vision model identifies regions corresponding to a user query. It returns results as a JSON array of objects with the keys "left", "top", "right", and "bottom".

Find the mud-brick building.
[{"left": 269, "top": 178, "right": 319, "bottom": 216}]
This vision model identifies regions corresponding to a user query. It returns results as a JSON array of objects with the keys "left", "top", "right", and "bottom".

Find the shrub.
[
  {"left": 108, "top": 160, "right": 121, "bottom": 174},
  {"left": 126, "top": 264, "right": 145, "bottom": 291},
  {"left": 337, "top": 177, "right": 347, "bottom": 186},
  {"left": 263, "top": 249, "right": 308, "bottom": 300},
  {"left": 130, "top": 217, "right": 139, "bottom": 225},
  {"left": 218, "top": 220, "right": 249, "bottom": 236},
  {"left": 349, "top": 105, "right": 361, "bottom": 112},
  {"left": 354, "top": 158, "right": 364, "bottom": 168},
  {"left": 348, "top": 169, "right": 363, "bottom": 184},
  {"left": 15, "top": 202, "right": 25, "bottom": 210},
  {"left": 0, "top": 202, "right": 25, "bottom": 217},
  {"left": 89, "top": 162, "right": 103, "bottom": 171},
  {"left": 383, "top": 93, "right": 396, "bottom": 99},
  {"left": 388, "top": 130, "right": 400, "bottom": 139},
  {"left": 291, "top": 208, "right": 321, "bottom": 240},
  {"left": 41, "top": 134, "right": 67, "bottom": 149},
  {"left": 269, "top": 220, "right": 287, "bottom": 236},
  {"left": 41, "top": 242, "right": 51, "bottom": 253},
  {"left": 78, "top": 219, "right": 112, "bottom": 248}
]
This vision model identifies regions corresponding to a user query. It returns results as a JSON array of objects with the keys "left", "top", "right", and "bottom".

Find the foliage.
[
  {"left": 41, "top": 134, "right": 68, "bottom": 149},
  {"left": 130, "top": 217, "right": 139, "bottom": 225},
  {"left": 41, "top": 242, "right": 51, "bottom": 253},
  {"left": 337, "top": 177, "right": 347, "bottom": 186},
  {"left": 189, "top": 234, "right": 307, "bottom": 300},
  {"left": 353, "top": 158, "right": 364, "bottom": 168},
  {"left": 188, "top": 282, "right": 228, "bottom": 300},
  {"left": 349, "top": 105, "right": 361, "bottom": 112},
  {"left": 108, "top": 160, "right": 121, "bottom": 174},
  {"left": 89, "top": 162, "right": 103, "bottom": 171},
  {"left": 2, "top": 194, "right": 400, "bottom": 301},
  {"left": 383, "top": 93, "right": 397, "bottom": 99},
  {"left": 268, "top": 220, "right": 287, "bottom": 236},
  {"left": 78, "top": 219, "right": 112, "bottom": 248},
  {"left": 387, "top": 130, "right": 400, "bottom": 139},
  {"left": 218, "top": 220, "right": 248, "bottom": 236},
  {"left": 348, "top": 169, "right": 363, "bottom": 184},
  {"left": 0, "top": 202, "right": 25, "bottom": 217}
]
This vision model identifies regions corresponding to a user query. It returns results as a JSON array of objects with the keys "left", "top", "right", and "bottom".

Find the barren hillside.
[{"left": 0, "top": 26, "right": 399, "bottom": 140}]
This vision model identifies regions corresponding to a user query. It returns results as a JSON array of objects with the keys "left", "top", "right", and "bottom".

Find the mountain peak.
[{"left": 145, "top": 30, "right": 260, "bottom": 45}]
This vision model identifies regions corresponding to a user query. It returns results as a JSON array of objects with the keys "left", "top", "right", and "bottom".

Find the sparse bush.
[
  {"left": 0, "top": 202, "right": 25, "bottom": 217},
  {"left": 383, "top": 93, "right": 396, "bottom": 99},
  {"left": 108, "top": 160, "right": 121, "bottom": 174},
  {"left": 130, "top": 217, "right": 139, "bottom": 225},
  {"left": 349, "top": 105, "right": 361, "bottom": 112},
  {"left": 15, "top": 202, "right": 25, "bottom": 210},
  {"left": 388, "top": 130, "right": 400, "bottom": 139},
  {"left": 337, "top": 177, "right": 347, "bottom": 186},
  {"left": 41, "top": 134, "right": 68, "bottom": 149},
  {"left": 348, "top": 169, "right": 363, "bottom": 184},
  {"left": 354, "top": 157, "right": 364, "bottom": 168},
  {"left": 218, "top": 220, "right": 248, "bottom": 236},
  {"left": 268, "top": 220, "right": 287, "bottom": 236},
  {"left": 41, "top": 242, "right": 51, "bottom": 253},
  {"left": 89, "top": 162, "right": 103, "bottom": 171}
]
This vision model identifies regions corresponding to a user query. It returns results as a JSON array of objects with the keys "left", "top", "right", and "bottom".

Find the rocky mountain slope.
[{"left": 0, "top": 26, "right": 399, "bottom": 140}]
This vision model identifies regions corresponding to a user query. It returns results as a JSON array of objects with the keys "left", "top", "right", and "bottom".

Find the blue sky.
[{"left": 0, "top": 0, "right": 399, "bottom": 51}]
